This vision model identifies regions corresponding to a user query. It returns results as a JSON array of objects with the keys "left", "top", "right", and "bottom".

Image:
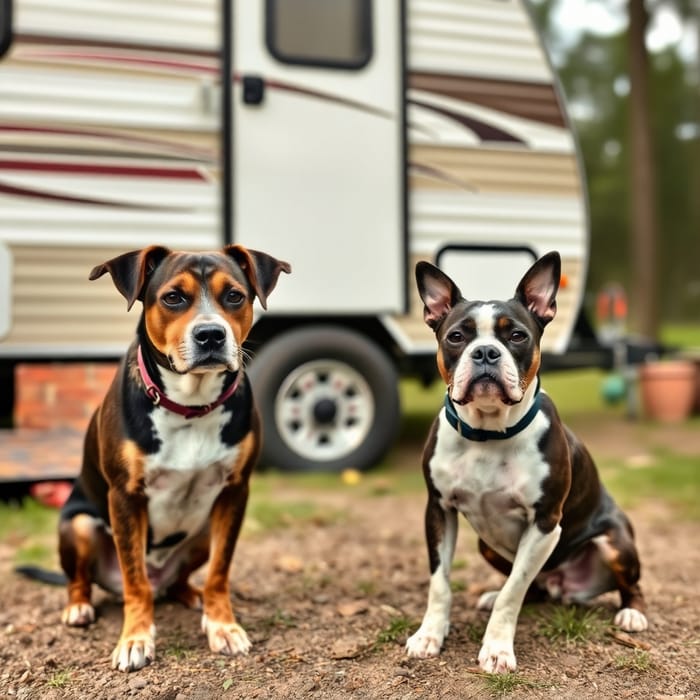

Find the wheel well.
[{"left": 247, "top": 315, "right": 402, "bottom": 362}]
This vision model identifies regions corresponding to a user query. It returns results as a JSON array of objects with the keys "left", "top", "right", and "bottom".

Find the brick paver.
[{"left": 0, "top": 429, "right": 82, "bottom": 483}]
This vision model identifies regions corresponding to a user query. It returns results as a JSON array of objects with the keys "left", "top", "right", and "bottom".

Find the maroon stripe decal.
[
  {"left": 234, "top": 74, "right": 393, "bottom": 120},
  {"left": 0, "top": 181, "right": 190, "bottom": 211},
  {"left": 0, "top": 159, "right": 206, "bottom": 180},
  {"left": 409, "top": 163, "right": 478, "bottom": 192},
  {"left": 408, "top": 98, "right": 524, "bottom": 145},
  {"left": 0, "top": 125, "right": 215, "bottom": 160},
  {"left": 22, "top": 49, "right": 219, "bottom": 76}
]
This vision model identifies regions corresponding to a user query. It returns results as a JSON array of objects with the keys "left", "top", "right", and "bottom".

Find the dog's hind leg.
[
  {"left": 406, "top": 494, "right": 458, "bottom": 658},
  {"left": 596, "top": 516, "right": 647, "bottom": 632},
  {"left": 59, "top": 513, "right": 99, "bottom": 626}
]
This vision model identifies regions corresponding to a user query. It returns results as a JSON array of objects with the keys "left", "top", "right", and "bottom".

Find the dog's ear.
[
  {"left": 224, "top": 244, "right": 291, "bottom": 310},
  {"left": 514, "top": 251, "right": 561, "bottom": 327},
  {"left": 89, "top": 246, "right": 171, "bottom": 310},
  {"left": 415, "top": 261, "right": 463, "bottom": 331}
]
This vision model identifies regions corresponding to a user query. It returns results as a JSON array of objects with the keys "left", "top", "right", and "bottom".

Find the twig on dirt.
[{"left": 607, "top": 630, "right": 652, "bottom": 650}]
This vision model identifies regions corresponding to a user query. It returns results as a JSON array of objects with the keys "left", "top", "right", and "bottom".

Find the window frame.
[
  {"left": 264, "top": 0, "right": 373, "bottom": 70},
  {"left": 0, "top": 0, "right": 12, "bottom": 59}
]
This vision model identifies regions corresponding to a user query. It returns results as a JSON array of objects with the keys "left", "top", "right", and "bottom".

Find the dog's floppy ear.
[
  {"left": 224, "top": 244, "right": 291, "bottom": 310},
  {"left": 416, "top": 261, "right": 463, "bottom": 331},
  {"left": 514, "top": 251, "right": 561, "bottom": 327},
  {"left": 89, "top": 246, "right": 171, "bottom": 310}
]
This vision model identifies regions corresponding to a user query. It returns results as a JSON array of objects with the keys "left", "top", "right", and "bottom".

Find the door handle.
[{"left": 242, "top": 75, "right": 264, "bottom": 105}]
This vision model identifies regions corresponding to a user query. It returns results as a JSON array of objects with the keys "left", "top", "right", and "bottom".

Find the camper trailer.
[{"left": 0, "top": 0, "right": 597, "bottom": 471}]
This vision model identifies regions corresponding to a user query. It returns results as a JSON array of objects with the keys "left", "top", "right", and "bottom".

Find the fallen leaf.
[{"left": 337, "top": 599, "right": 369, "bottom": 617}]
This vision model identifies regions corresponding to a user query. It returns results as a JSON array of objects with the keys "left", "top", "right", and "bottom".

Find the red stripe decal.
[{"left": 0, "top": 159, "right": 206, "bottom": 180}]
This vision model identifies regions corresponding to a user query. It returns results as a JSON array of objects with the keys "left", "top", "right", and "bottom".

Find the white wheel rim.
[{"left": 274, "top": 359, "right": 375, "bottom": 463}]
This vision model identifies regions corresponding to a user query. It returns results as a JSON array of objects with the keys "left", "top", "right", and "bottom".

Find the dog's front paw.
[
  {"left": 615, "top": 607, "right": 648, "bottom": 632},
  {"left": 201, "top": 614, "right": 251, "bottom": 656},
  {"left": 478, "top": 636, "right": 517, "bottom": 674},
  {"left": 61, "top": 602, "right": 95, "bottom": 627},
  {"left": 111, "top": 625, "right": 156, "bottom": 672},
  {"left": 476, "top": 590, "right": 500, "bottom": 612},
  {"left": 405, "top": 624, "right": 446, "bottom": 659}
]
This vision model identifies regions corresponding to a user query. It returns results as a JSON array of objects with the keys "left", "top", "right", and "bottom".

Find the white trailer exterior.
[{"left": 0, "top": 0, "right": 595, "bottom": 470}]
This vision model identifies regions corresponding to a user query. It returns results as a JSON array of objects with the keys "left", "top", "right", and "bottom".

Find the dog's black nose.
[
  {"left": 193, "top": 324, "right": 227, "bottom": 350},
  {"left": 471, "top": 344, "right": 501, "bottom": 365}
]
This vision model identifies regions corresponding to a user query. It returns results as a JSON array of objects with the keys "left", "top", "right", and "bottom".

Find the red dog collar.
[{"left": 136, "top": 344, "right": 240, "bottom": 419}]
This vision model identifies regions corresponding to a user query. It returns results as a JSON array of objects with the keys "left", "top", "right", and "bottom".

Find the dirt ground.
[{"left": 1, "top": 430, "right": 699, "bottom": 700}]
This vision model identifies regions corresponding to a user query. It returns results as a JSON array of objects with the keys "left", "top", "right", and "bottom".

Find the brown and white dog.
[
  {"left": 406, "top": 252, "right": 647, "bottom": 673},
  {"left": 58, "top": 245, "right": 290, "bottom": 672}
]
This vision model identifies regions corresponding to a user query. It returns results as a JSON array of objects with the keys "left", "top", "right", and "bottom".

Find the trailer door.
[{"left": 230, "top": 0, "right": 405, "bottom": 313}]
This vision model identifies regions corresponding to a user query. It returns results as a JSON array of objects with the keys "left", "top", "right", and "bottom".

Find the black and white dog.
[{"left": 406, "top": 252, "right": 647, "bottom": 673}]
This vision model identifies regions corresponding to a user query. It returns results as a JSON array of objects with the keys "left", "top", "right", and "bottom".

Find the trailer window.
[
  {"left": 266, "top": 0, "right": 372, "bottom": 69},
  {"left": 0, "top": 0, "right": 12, "bottom": 59}
]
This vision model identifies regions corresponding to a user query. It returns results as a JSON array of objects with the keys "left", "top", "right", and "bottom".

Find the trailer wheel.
[{"left": 248, "top": 326, "right": 400, "bottom": 472}]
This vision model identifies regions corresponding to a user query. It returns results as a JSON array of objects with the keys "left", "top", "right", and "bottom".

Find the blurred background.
[
  {"left": 0, "top": 0, "right": 698, "bottom": 482},
  {"left": 530, "top": 0, "right": 699, "bottom": 342}
]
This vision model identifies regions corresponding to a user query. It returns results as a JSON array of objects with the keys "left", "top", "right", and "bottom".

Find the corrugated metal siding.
[
  {"left": 409, "top": 148, "right": 582, "bottom": 195},
  {"left": 15, "top": 0, "right": 218, "bottom": 51},
  {"left": 407, "top": 0, "right": 552, "bottom": 82},
  {"left": 4, "top": 245, "right": 165, "bottom": 355}
]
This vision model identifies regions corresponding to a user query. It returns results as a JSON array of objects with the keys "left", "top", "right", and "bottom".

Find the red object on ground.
[{"left": 30, "top": 481, "right": 73, "bottom": 509}]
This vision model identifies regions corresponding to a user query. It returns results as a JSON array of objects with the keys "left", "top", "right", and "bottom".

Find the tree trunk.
[{"left": 627, "top": 0, "right": 659, "bottom": 340}]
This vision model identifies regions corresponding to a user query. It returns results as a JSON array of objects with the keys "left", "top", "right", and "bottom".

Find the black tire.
[{"left": 247, "top": 325, "right": 400, "bottom": 472}]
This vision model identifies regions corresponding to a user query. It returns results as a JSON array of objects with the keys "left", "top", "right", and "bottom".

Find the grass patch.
[
  {"left": 0, "top": 499, "right": 58, "bottom": 568},
  {"left": 375, "top": 616, "right": 415, "bottom": 646},
  {"left": 613, "top": 649, "right": 653, "bottom": 672},
  {"left": 661, "top": 323, "right": 700, "bottom": 349},
  {"left": 0, "top": 499, "right": 57, "bottom": 542},
  {"left": 259, "top": 609, "right": 297, "bottom": 631},
  {"left": 465, "top": 621, "right": 487, "bottom": 644},
  {"left": 601, "top": 452, "right": 700, "bottom": 519},
  {"left": 164, "top": 641, "right": 193, "bottom": 661},
  {"left": 481, "top": 672, "right": 554, "bottom": 697},
  {"left": 244, "top": 497, "right": 344, "bottom": 534},
  {"left": 46, "top": 670, "right": 72, "bottom": 688},
  {"left": 537, "top": 605, "right": 607, "bottom": 644}
]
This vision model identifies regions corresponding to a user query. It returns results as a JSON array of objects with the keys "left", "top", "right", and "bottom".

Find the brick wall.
[{"left": 14, "top": 363, "right": 118, "bottom": 432}]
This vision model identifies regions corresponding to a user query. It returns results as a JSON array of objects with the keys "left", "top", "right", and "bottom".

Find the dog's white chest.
[
  {"left": 429, "top": 410, "right": 551, "bottom": 560},
  {"left": 144, "top": 406, "right": 239, "bottom": 559}
]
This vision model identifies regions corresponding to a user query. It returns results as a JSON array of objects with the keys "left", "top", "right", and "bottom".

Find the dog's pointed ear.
[
  {"left": 416, "top": 261, "right": 463, "bottom": 331},
  {"left": 89, "top": 246, "right": 171, "bottom": 310},
  {"left": 224, "top": 244, "right": 291, "bottom": 310},
  {"left": 515, "top": 251, "right": 561, "bottom": 327}
]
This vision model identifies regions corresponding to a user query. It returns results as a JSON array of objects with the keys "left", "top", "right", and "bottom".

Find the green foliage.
[
  {"left": 244, "top": 496, "right": 344, "bottom": 534},
  {"left": 46, "top": 670, "right": 72, "bottom": 688},
  {"left": 537, "top": 605, "right": 607, "bottom": 644},
  {"left": 601, "top": 451, "right": 700, "bottom": 519},
  {"left": 530, "top": 0, "right": 700, "bottom": 325},
  {"left": 0, "top": 499, "right": 58, "bottom": 567},
  {"left": 613, "top": 649, "right": 653, "bottom": 672},
  {"left": 481, "top": 672, "right": 554, "bottom": 697},
  {"left": 375, "top": 616, "right": 415, "bottom": 646}
]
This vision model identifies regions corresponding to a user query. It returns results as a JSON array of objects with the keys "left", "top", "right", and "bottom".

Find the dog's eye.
[
  {"left": 447, "top": 331, "right": 464, "bottom": 343},
  {"left": 162, "top": 291, "right": 185, "bottom": 307},
  {"left": 225, "top": 289, "right": 245, "bottom": 305},
  {"left": 510, "top": 330, "right": 527, "bottom": 343}
]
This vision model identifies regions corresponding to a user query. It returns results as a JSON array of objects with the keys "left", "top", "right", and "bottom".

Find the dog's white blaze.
[
  {"left": 451, "top": 304, "right": 523, "bottom": 411},
  {"left": 429, "top": 407, "right": 551, "bottom": 561},
  {"left": 145, "top": 404, "right": 239, "bottom": 562}
]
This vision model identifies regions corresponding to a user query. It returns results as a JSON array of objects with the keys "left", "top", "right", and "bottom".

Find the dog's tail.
[{"left": 14, "top": 565, "right": 67, "bottom": 586}]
